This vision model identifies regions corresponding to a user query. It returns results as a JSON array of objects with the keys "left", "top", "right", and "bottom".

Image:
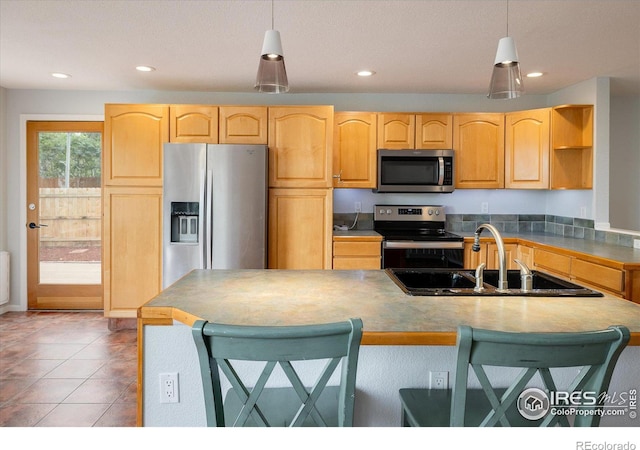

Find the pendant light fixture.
[
  {"left": 255, "top": 0, "right": 289, "bottom": 93},
  {"left": 488, "top": 0, "right": 523, "bottom": 99}
]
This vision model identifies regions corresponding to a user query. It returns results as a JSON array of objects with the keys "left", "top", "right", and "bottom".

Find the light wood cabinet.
[
  {"left": 534, "top": 248, "right": 571, "bottom": 277},
  {"left": 377, "top": 113, "right": 452, "bottom": 149},
  {"left": 268, "top": 188, "right": 333, "bottom": 269},
  {"left": 103, "top": 187, "right": 162, "bottom": 318},
  {"left": 219, "top": 106, "right": 268, "bottom": 144},
  {"left": 332, "top": 236, "right": 382, "bottom": 269},
  {"left": 487, "top": 243, "right": 519, "bottom": 270},
  {"left": 416, "top": 114, "right": 453, "bottom": 149},
  {"left": 104, "top": 104, "right": 167, "bottom": 319},
  {"left": 463, "top": 242, "right": 486, "bottom": 269},
  {"left": 464, "top": 241, "right": 518, "bottom": 270},
  {"left": 517, "top": 244, "right": 534, "bottom": 268},
  {"left": 169, "top": 105, "right": 218, "bottom": 144},
  {"left": 453, "top": 113, "right": 505, "bottom": 189},
  {"left": 505, "top": 108, "right": 550, "bottom": 189},
  {"left": 377, "top": 113, "right": 414, "bottom": 149},
  {"left": 268, "top": 106, "right": 334, "bottom": 188},
  {"left": 533, "top": 246, "right": 625, "bottom": 298},
  {"left": 333, "top": 112, "right": 377, "bottom": 188},
  {"left": 550, "top": 105, "right": 594, "bottom": 189},
  {"left": 104, "top": 104, "right": 168, "bottom": 186}
]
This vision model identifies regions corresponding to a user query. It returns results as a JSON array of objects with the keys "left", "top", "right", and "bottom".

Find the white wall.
[
  {"left": 610, "top": 95, "right": 640, "bottom": 231},
  {"left": 0, "top": 87, "right": 6, "bottom": 251}
]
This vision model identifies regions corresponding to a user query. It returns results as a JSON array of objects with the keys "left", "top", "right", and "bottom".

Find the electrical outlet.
[
  {"left": 481, "top": 202, "right": 489, "bottom": 214},
  {"left": 634, "top": 239, "right": 640, "bottom": 249},
  {"left": 160, "top": 372, "right": 179, "bottom": 403},
  {"left": 355, "top": 202, "right": 362, "bottom": 213},
  {"left": 580, "top": 206, "right": 587, "bottom": 218},
  {"left": 429, "top": 371, "right": 448, "bottom": 389}
]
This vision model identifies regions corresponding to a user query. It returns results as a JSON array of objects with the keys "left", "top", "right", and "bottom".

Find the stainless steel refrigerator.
[{"left": 162, "top": 143, "right": 267, "bottom": 288}]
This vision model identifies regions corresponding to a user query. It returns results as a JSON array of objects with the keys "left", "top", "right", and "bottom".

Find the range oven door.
[{"left": 382, "top": 241, "right": 464, "bottom": 269}]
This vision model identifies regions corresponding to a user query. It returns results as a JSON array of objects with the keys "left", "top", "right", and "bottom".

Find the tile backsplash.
[
  {"left": 334, "top": 213, "right": 637, "bottom": 248},
  {"left": 447, "top": 214, "right": 636, "bottom": 248}
]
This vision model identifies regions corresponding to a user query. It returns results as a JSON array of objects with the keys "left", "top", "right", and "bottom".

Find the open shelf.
[{"left": 551, "top": 105, "right": 593, "bottom": 190}]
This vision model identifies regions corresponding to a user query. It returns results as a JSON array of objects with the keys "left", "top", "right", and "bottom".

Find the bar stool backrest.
[
  {"left": 192, "top": 318, "right": 363, "bottom": 427},
  {"left": 451, "top": 325, "right": 630, "bottom": 427}
]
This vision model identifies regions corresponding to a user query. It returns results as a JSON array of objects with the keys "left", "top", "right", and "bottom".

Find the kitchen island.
[{"left": 138, "top": 269, "right": 640, "bottom": 426}]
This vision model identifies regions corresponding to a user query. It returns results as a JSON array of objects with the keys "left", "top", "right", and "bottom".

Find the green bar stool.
[
  {"left": 192, "top": 318, "right": 363, "bottom": 427},
  {"left": 400, "top": 325, "right": 630, "bottom": 427}
]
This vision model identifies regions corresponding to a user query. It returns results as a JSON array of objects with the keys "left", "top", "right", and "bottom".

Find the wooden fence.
[{"left": 38, "top": 188, "right": 101, "bottom": 247}]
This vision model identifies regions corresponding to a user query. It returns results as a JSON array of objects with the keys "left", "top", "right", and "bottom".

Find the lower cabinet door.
[
  {"left": 268, "top": 188, "right": 333, "bottom": 269},
  {"left": 103, "top": 187, "right": 162, "bottom": 317}
]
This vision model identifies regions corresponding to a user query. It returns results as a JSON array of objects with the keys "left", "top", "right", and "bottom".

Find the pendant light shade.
[
  {"left": 255, "top": 30, "right": 288, "bottom": 93},
  {"left": 488, "top": 36, "right": 523, "bottom": 99},
  {"left": 488, "top": 0, "right": 523, "bottom": 99},
  {"left": 255, "top": 0, "right": 289, "bottom": 95}
]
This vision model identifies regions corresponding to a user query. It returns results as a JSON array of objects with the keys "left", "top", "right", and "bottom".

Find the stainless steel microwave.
[{"left": 375, "top": 149, "right": 455, "bottom": 193}]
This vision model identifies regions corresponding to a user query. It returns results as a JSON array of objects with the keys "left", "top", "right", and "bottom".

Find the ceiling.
[{"left": 1, "top": 0, "right": 639, "bottom": 96}]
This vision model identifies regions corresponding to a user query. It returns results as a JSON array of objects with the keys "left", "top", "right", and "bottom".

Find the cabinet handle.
[{"left": 332, "top": 170, "right": 343, "bottom": 183}]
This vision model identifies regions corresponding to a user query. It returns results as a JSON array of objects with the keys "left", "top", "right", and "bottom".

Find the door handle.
[{"left": 28, "top": 222, "right": 48, "bottom": 229}]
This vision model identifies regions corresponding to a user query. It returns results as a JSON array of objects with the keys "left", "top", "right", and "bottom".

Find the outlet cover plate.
[
  {"left": 429, "top": 371, "right": 449, "bottom": 390},
  {"left": 160, "top": 372, "right": 179, "bottom": 403}
]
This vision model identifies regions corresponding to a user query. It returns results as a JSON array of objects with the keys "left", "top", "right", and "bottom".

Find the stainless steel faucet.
[{"left": 473, "top": 223, "right": 508, "bottom": 292}]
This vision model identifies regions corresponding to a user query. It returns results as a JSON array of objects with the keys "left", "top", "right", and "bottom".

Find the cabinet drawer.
[
  {"left": 534, "top": 249, "right": 571, "bottom": 276},
  {"left": 333, "top": 241, "right": 381, "bottom": 257},
  {"left": 572, "top": 259, "right": 624, "bottom": 293},
  {"left": 333, "top": 257, "right": 380, "bottom": 270}
]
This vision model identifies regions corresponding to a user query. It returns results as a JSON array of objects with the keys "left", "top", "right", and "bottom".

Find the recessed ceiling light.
[
  {"left": 136, "top": 65, "right": 156, "bottom": 72},
  {"left": 51, "top": 72, "right": 71, "bottom": 79},
  {"left": 356, "top": 70, "right": 375, "bottom": 77},
  {"left": 526, "top": 72, "right": 544, "bottom": 78}
]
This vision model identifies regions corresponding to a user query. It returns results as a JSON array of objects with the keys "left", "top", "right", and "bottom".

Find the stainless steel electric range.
[{"left": 373, "top": 205, "right": 464, "bottom": 269}]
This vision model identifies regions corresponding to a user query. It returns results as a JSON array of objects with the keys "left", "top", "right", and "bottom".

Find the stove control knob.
[
  {"left": 428, "top": 209, "right": 433, "bottom": 215},
  {"left": 435, "top": 210, "right": 440, "bottom": 215},
  {"left": 386, "top": 209, "right": 392, "bottom": 215},
  {"left": 378, "top": 209, "right": 385, "bottom": 215}
]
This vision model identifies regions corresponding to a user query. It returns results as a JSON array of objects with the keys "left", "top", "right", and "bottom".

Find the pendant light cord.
[
  {"left": 271, "top": 0, "right": 274, "bottom": 30},
  {"left": 506, "top": 0, "right": 509, "bottom": 37}
]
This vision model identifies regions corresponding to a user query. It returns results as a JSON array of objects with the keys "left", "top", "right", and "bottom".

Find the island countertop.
[{"left": 139, "top": 269, "right": 640, "bottom": 345}]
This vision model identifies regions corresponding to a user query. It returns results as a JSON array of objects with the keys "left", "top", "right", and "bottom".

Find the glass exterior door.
[{"left": 26, "top": 121, "right": 103, "bottom": 309}]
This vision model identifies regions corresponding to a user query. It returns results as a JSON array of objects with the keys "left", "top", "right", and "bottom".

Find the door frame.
[{"left": 18, "top": 114, "right": 103, "bottom": 312}]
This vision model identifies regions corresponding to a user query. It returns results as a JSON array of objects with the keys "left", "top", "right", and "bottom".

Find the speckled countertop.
[
  {"left": 470, "top": 232, "right": 640, "bottom": 265},
  {"left": 140, "top": 269, "right": 640, "bottom": 345}
]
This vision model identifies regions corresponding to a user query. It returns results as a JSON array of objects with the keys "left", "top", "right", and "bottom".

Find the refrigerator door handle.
[
  {"left": 205, "top": 169, "right": 213, "bottom": 270},
  {"left": 198, "top": 168, "right": 206, "bottom": 269}
]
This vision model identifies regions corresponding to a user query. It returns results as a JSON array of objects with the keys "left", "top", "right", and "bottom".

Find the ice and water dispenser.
[{"left": 170, "top": 202, "right": 199, "bottom": 243}]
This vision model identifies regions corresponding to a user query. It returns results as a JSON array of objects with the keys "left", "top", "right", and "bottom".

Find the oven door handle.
[{"left": 383, "top": 240, "right": 464, "bottom": 249}]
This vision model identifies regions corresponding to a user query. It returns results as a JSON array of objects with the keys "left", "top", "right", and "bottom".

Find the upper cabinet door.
[
  {"left": 268, "top": 106, "right": 334, "bottom": 188},
  {"left": 219, "top": 106, "right": 268, "bottom": 144},
  {"left": 505, "top": 108, "right": 550, "bottom": 189},
  {"left": 104, "top": 104, "right": 168, "bottom": 186},
  {"left": 169, "top": 105, "right": 218, "bottom": 144},
  {"left": 333, "top": 112, "right": 377, "bottom": 188},
  {"left": 416, "top": 114, "right": 453, "bottom": 149},
  {"left": 453, "top": 113, "right": 505, "bottom": 189},
  {"left": 377, "top": 113, "right": 415, "bottom": 149}
]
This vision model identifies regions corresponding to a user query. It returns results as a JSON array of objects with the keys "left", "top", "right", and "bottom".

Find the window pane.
[{"left": 38, "top": 132, "right": 101, "bottom": 285}]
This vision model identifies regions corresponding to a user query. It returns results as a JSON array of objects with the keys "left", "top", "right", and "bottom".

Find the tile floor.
[{"left": 0, "top": 311, "right": 137, "bottom": 427}]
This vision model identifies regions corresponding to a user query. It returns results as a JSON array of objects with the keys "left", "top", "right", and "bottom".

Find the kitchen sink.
[{"left": 385, "top": 268, "right": 603, "bottom": 297}]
